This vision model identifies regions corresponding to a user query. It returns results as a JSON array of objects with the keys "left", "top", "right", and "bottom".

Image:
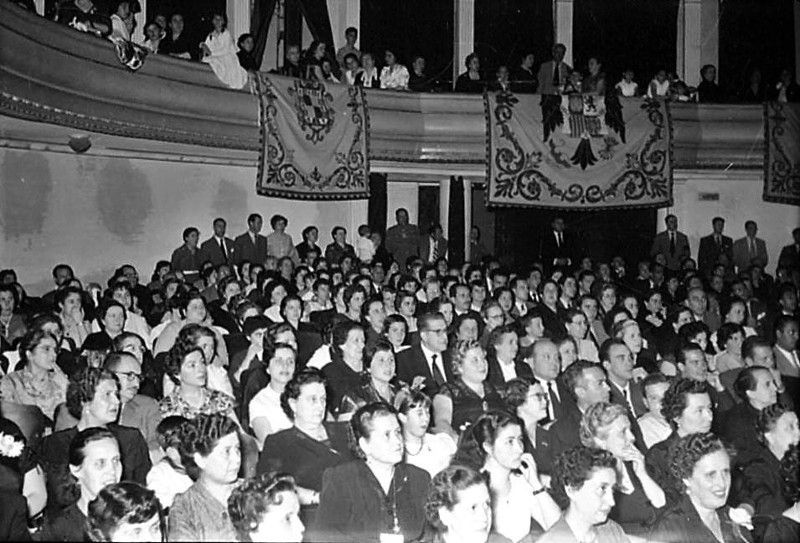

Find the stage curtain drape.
[
  {"left": 368, "top": 174, "right": 388, "bottom": 235},
  {"left": 251, "top": 0, "right": 279, "bottom": 70},
  {"left": 448, "top": 176, "right": 465, "bottom": 266},
  {"left": 252, "top": 0, "right": 333, "bottom": 72}
]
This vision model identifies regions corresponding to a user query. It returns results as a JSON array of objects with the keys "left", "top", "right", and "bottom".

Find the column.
[
  {"left": 680, "top": 0, "right": 718, "bottom": 86},
  {"left": 796, "top": 1, "right": 800, "bottom": 81},
  {"left": 453, "top": 0, "right": 475, "bottom": 86},
  {"left": 439, "top": 178, "right": 450, "bottom": 237},
  {"left": 227, "top": 0, "right": 251, "bottom": 49},
  {"left": 554, "top": 0, "right": 573, "bottom": 67},
  {"left": 328, "top": 0, "right": 360, "bottom": 51},
  {"left": 34, "top": 0, "right": 43, "bottom": 16},
  {"left": 463, "top": 178, "right": 473, "bottom": 261}
]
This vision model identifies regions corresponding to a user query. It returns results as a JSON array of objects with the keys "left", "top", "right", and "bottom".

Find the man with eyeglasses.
[
  {"left": 396, "top": 312, "right": 452, "bottom": 398},
  {"left": 105, "top": 351, "right": 162, "bottom": 463}
]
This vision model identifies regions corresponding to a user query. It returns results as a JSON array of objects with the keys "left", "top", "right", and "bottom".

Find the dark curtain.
[
  {"left": 368, "top": 174, "right": 388, "bottom": 236},
  {"left": 572, "top": 0, "right": 679, "bottom": 88},
  {"left": 719, "top": 0, "right": 795, "bottom": 97},
  {"left": 251, "top": 0, "right": 278, "bottom": 69},
  {"left": 448, "top": 177, "right": 465, "bottom": 267},
  {"left": 252, "top": 0, "right": 333, "bottom": 72}
]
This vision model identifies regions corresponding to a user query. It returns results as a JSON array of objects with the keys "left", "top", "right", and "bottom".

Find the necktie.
[
  {"left": 545, "top": 381, "right": 558, "bottom": 422},
  {"left": 623, "top": 388, "right": 635, "bottom": 415},
  {"left": 749, "top": 239, "right": 756, "bottom": 258},
  {"left": 431, "top": 239, "right": 438, "bottom": 261},
  {"left": 553, "top": 64, "right": 560, "bottom": 86},
  {"left": 793, "top": 351, "right": 800, "bottom": 371},
  {"left": 220, "top": 238, "right": 227, "bottom": 260},
  {"left": 431, "top": 354, "right": 445, "bottom": 387},
  {"left": 715, "top": 235, "right": 721, "bottom": 247},
  {"left": 556, "top": 232, "right": 562, "bottom": 248},
  {"left": 669, "top": 233, "right": 676, "bottom": 256}
]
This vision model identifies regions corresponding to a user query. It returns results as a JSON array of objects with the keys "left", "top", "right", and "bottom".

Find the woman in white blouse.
[
  {"left": 200, "top": 12, "right": 248, "bottom": 89},
  {"left": 380, "top": 49, "right": 409, "bottom": 90},
  {"left": 395, "top": 388, "right": 455, "bottom": 477},
  {"left": 249, "top": 342, "right": 296, "bottom": 449}
]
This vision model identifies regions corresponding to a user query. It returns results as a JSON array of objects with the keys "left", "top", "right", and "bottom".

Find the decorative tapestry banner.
[
  {"left": 256, "top": 74, "right": 369, "bottom": 200},
  {"left": 764, "top": 102, "right": 800, "bottom": 205},
  {"left": 485, "top": 92, "right": 673, "bottom": 209}
]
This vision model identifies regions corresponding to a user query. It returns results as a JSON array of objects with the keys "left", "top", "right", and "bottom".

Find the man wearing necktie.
[
  {"left": 650, "top": 214, "right": 690, "bottom": 272},
  {"left": 396, "top": 313, "right": 451, "bottom": 398},
  {"left": 538, "top": 43, "right": 572, "bottom": 141},
  {"left": 697, "top": 216, "right": 733, "bottom": 279},
  {"left": 200, "top": 217, "right": 234, "bottom": 267},
  {"left": 539, "top": 216, "right": 575, "bottom": 275},
  {"left": 733, "top": 220, "right": 769, "bottom": 273}
]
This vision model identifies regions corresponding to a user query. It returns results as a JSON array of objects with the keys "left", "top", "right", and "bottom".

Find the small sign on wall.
[{"left": 697, "top": 192, "right": 720, "bottom": 201}]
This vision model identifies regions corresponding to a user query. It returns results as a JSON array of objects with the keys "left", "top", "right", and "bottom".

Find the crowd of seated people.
[
  {"left": 11, "top": 0, "right": 798, "bottom": 101},
  {"left": 0, "top": 205, "right": 798, "bottom": 541}
]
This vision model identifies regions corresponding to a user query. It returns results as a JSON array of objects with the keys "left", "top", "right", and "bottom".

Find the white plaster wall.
[
  {"left": 0, "top": 149, "right": 366, "bottom": 295},
  {"left": 659, "top": 171, "right": 800, "bottom": 274}
]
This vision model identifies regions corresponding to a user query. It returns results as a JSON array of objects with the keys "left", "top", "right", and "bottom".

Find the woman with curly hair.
[
  {"left": 169, "top": 413, "right": 241, "bottom": 541},
  {"left": 540, "top": 445, "right": 630, "bottom": 543},
  {"left": 580, "top": 402, "right": 665, "bottom": 533},
  {"left": 395, "top": 388, "right": 456, "bottom": 477},
  {"left": 42, "top": 367, "right": 150, "bottom": 509},
  {"left": 432, "top": 340, "right": 505, "bottom": 438},
  {"left": 645, "top": 378, "right": 714, "bottom": 503},
  {"left": 452, "top": 410, "right": 560, "bottom": 542},
  {"left": 419, "top": 464, "right": 510, "bottom": 543},
  {"left": 735, "top": 403, "right": 800, "bottom": 538},
  {"left": 337, "top": 338, "right": 398, "bottom": 422},
  {"left": 227, "top": 472, "right": 304, "bottom": 543},
  {"left": 316, "top": 402, "right": 430, "bottom": 542},
  {"left": 649, "top": 432, "right": 754, "bottom": 543},
  {"left": 86, "top": 481, "right": 164, "bottom": 542}
]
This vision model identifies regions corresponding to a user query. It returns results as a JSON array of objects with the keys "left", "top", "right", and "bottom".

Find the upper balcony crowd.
[{"left": 10, "top": 0, "right": 800, "bottom": 100}]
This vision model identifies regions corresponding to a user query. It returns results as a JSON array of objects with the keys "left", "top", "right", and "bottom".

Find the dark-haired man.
[
  {"left": 170, "top": 227, "right": 206, "bottom": 284},
  {"left": 395, "top": 312, "right": 452, "bottom": 398},
  {"left": 201, "top": 218, "right": 234, "bottom": 267},
  {"left": 234, "top": 213, "right": 268, "bottom": 267},
  {"left": 719, "top": 366, "right": 778, "bottom": 465}
]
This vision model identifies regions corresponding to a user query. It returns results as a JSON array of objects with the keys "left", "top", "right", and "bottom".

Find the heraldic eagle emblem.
[
  {"left": 288, "top": 78, "right": 336, "bottom": 144},
  {"left": 541, "top": 85, "right": 626, "bottom": 170}
]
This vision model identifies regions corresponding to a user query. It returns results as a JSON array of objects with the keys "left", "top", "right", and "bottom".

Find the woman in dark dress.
[
  {"left": 236, "top": 33, "right": 258, "bottom": 71},
  {"left": 503, "top": 378, "right": 555, "bottom": 478},
  {"left": 455, "top": 53, "right": 485, "bottom": 94},
  {"left": 257, "top": 369, "right": 352, "bottom": 529},
  {"left": 321, "top": 320, "right": 366, "bottom": 416},
  {"left": 649, "top": 432, "right": 754, "bottom": 543},
  {"left": 316, "top": 402, "right": 430, "bottom": 542},
  {"left": 338, "top": 339, "right": 398, "bottom": 421},
  {"left": 432, "top": 339, "right": 505, "bottom": 438}
]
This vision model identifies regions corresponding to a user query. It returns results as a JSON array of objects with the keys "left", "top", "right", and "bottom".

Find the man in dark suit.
[
  {"left": 539, "top": 216, "right": 577, "bottom": 275},
  {"left": 396, "top": 312, "right": 452, "bottom": 399},
  {"left": 201, "top": 217, "right": 235, "bottom": 268},
  {"left": 537, "top": 43, "right": 571, "bottom": 96},
  {"left": 732, "top": 220, "right": 769, "bottom": 273},
  {"left": 650, "top": 214, "right": 690, "bottom": 271},
  {"left": 600, "top": 338, "right": 648, "bottom": 451},
  {"left": 419, "top": 223, "right": 448, "bottom": 263},
  {"left": 234, "top": 213, "right": 268, "bottom": 267},
  {"left": 777, "top": 227, "right": 800, "bottom": 272},
  {"left": 529, "top": 339, "right": 571, "bottom": 423},
  {"left": 697, "top": 216, "right": 734, "bottom": 279},
  {"left": 550, "top": 360, "right": 611, "bottom": 459}
]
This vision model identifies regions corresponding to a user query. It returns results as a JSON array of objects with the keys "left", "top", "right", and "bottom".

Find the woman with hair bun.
[
  {"left": 168, "top": 413, "right": 241, "bottom": 541},
  {"left": 86, "top": 481, "right": 164, "bottom": 542},
  {"left": 316, "top": 402, "right": 430, "bottom": 542},
  {"left": 228, "top": 472, "right": 304, "bottom": 543},
  {"left": 40, "top": 427, "right": 122, "bottom": 541}
]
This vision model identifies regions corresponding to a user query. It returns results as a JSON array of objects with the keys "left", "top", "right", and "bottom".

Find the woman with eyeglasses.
[{"left": 503, "top": 378, "right": 555, "bottom": 479}]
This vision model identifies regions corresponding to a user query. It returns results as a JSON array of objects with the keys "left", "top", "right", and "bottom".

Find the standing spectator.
[
  {"left": 454, "top": 53, "right": 485, "bottom": 94},
  {"left": 651, "top": 215, "right": 690, "bottom": 272},
  {"left": 537, "top": 43, "right": 571, "bottom": 96},
  {"left": 354, "top": 52, "right": 380, "bottom": 88},
  {"left": 772, "top": 68, "right": 800, "bottom": 103},
  {"left": 697, "top": 217, "right": 734, "bottom": 280},
  {"left": 420, "top": 223, "right": 448, "bottom": 263},
  {"left": 335, "top": 26, "right": 360, "bottom": 68},
  {"left": 777, "top": 227, "right": 800, "bottom": 272},
  {"left": 170, "top": 227, "right": 206, "bottom": 285},
  {"left": 386, "top": 208, "right": 420, "bottom": 271},
  {"left": 159, "top": 13, "right": 194, "bottom": 60},
  {"left": 732, "top": 220, "right": 768, "bottom": 273},
  {"left": 697, "top": 64, "right": 723, "bottom": 103},
  {"left": 200, "top": 218, "right": 234, "bottom": 267},
  {"left": 408, "top": 56, "right": 433, "bottom": 93},
  {"left": 295, "top": 226, "right": 320, "bottom": 265},
  {"left": 379, "top": 50, "right": 409, "bottom": 90},
  {"left": 234, "top": 213, "right": 268, "bottom": 267},
  {"left": 279, "top": 45, "right": 302, "bottom": 78},
  {"left": 324, "top": 226, "right": 356, "bottom": 266},
  {"left": 355, "top": 224, "right": 375, "bottom": 264},
  {"left": 266, "top": 214, "right": 299, "bottom": 264},
  {"left": 236, "top": 33, "right": 258, "bottom": 71},
  {"left": 511, "top": 52, "right": 537, "bottom": 93},
  {"left": 469, "top": 225, "right": 489, "bottom": 264},
  {"left": 539, "top": 217, "right": 576, "bottom": 274}
]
